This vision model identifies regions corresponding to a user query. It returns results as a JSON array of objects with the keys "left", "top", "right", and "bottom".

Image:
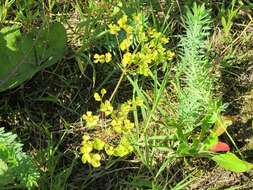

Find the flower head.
[
  {"left": 90, "top": 153, "right": 101, "bottom": 168},
  {"left": 81, "top": 152, "right": 91, "bottom": 164},
  {"left": 105, "top": 52, "right": 112, "bottom": 63},
  {"left": 100, "top": 100, "right": 113, "bottom": 116},
  {"left": 94, "top": 54, "right": 105, "bottom": 64},
  {"left": 108, "top": 24, "right": 120, "bottom": 35},
  {"left": 117, "top": 15, "right": 128, "bottom": 28},
  {"left": 105, "top": 144, "right": 114, "bottom": 155},
  {"left": 82, "top": 111, "right": 99, "bottom": 128},
  {"left": 101, "top": 88, "right": 107, "bottom": 96},
  {"left": 94, "top": 93, "right": 102, "bottom": 101},
  {"left": 120, "top": 38, "right": 132, "bottom": 51},
  {"left": 80, "top": 142, "right": 93, "bottom": 154},
  {"left": 122, "top": 52, "right": 133, "bottom": 67},
  {"left": 93, "top": 138, "right": 105, "bottom": 151}
]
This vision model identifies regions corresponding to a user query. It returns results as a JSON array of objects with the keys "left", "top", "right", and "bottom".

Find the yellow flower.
[
  {"left": 127, "top": 144, "right": 133, "bottom": 152},
  {"left": 134, "top": 97, "right": 143, "bottom": 106},
  {"left": 82, "top": 134, "right": 90, "bottom": 141},
  {"left": 101, "top": 88, "right": 107, "bottom": 96},
  {"left": 120, "top": 101, "right": 131, "bottom": 113},
  {"left": 100, "top": 100, "right": 113, "bottom": 116},
  {"left": 161, "top": 36, "right": 169, "bottom": 44},
  {"left": 80, "top": 142, "right": 93, "bottom": 153},
  {"left": 94, "top": 93, "right": 102, "bottom": 101},
  {"left": 99, "top": 54, "right": 105, "bottom": 63},
  {"left": 94, "top": 54, "right": 106, "bottom": 64},
  {"left": 111, "top": 118, "right": 123, "bottom": 133},
  {"left": 152, "top": 31, "right": 161, "bottom": 39},
  {"left": 81, "top": 152, "right": 91, "bottom": 164},
  {"left": 93, "top": 53, "right": 112, "bottom": 64},
  {"left": 138, "top": 63, "right": 151, "bottom": 76},
  {"left": 120, "top": 38, "right": 131, "bottom": 51},
  {"left": 82, "top": 111, "right": 99, "bottom": 128},
  {"left": 147, "top": 27, "right": 155, "bottom": 36},
  {"left": 124, "top": 119, "right": 134, "bottom": 130},
  {"left": 150, "top": 50, "right": 158, "bottom": 61},
  {"left": 133, "top": 13, "right": 142, "bottom": 24},
  {"left": 120, "top": 136, "right": 133, "bottom": 152},
  {"left": 113, "top": 144, "right": 129, "bottom": 157},
  {"left": 94, "top": 54, "right": 100, "bottom": 63},
  {"left": 124, "top": 25, "right": 133, "bottom": 35},
  {"left": 138, "top": 31, "right": 147, "bottom": 42},
  {"left": 166, "top": 50, "right": 175, "bottom": 60},
  {"left": 105, "top": 52, "right": 112, "bottom": 63},
  {"left": 93, "top": 138, "right": 105, "bottom": 150},
  {"left": 90, "top": 153, "right": 101, "bottom": 168},
  {"left": 108, "top": 24, "right": 120, "bottom": 35},
  {"left": 117, "top": 15, "right": 128, "bottom": 28},
  {"left": 111, "top": 118, "right": 123, "bottom": 127},
  {"left": 122, "top": 52, "right": 132, "bottom": 67},
  {"left": 105, "top": 144, "right": 114, "bottom": 156}
]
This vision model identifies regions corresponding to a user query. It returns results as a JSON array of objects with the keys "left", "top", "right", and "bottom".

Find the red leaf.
[{"left": 210, "top": 141, "right": 230, "bottom": 152}]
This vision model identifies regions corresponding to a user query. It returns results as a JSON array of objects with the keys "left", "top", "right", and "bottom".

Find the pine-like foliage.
[
  {"left": 0, "top": 127, "right": 39, "bottom": 189},
  {"left": 175, "top": 3, "right": 222, "bottom": 137}
]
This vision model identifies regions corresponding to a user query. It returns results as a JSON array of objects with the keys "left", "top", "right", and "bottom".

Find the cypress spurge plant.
[
  {"left": 174, "top": 3, "right": 220, "bottom": 153},
  {"left": 175, "top": 3, "right": 253, "bottom": 173},
  {"left": 80, "top": 89, "right": 143, "bottom": 168},
  {"left": 79, "top": 12, "right": 174, "bottom": 168}
]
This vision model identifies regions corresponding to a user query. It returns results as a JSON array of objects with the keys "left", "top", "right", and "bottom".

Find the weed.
[{"left": 0, "top": 127, "right": 39, "bottom": 189}]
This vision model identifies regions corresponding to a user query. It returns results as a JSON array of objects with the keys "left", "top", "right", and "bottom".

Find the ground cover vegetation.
[{"left": 0, "top": 0, "right": 253, "bottom": 189}]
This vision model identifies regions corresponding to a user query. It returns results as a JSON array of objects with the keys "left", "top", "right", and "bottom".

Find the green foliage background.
[{"left": 0, "top": 0, "right": 252, "bottom": 189}]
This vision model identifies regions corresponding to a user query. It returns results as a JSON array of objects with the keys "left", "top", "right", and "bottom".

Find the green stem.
[{"left": 109, "top": 70, "right": 126, "bottom": 102}]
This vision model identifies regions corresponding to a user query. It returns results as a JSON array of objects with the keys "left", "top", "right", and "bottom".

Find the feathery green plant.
[
  {"left": 170, "top": 4, "right": 253, "bottom": 173},
  {"left": 0, "top": 127, "right": 39, "bottom": 189},
  {"left": 165, "top": 3, "right": 253, "bottom": 173},
  {"left": 175, "top": 3, "right": 222, "bottom": 142}
]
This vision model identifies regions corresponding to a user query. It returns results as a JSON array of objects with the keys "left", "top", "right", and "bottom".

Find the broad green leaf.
[
  {"left": 0, "top": 22, "right": 66, "bottom": 92},
  {"left": 212, "top": 152, "right": 253, "bottom": 172}
]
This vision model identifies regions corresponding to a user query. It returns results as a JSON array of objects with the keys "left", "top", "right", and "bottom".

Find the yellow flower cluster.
[
  {"left": 110, "top": 100, "right": 138, "bottom": 133},
  {"left": 80, "top": 133, "right": 133, "bottom": 167},
  {"left": 108, "top": 24, "right": 120, "bottom": 35},
  {"left": 95, "top": 13, "right": 175, "bottom": 76},
  {"left": 82, "top": 12, "right": 174, "bottom": 168},
  {"left": 80, "top": 135, "right": 103, "bottom": 168},
  {"left": 82, "top": 111, "right": 99, "bottom": 128},
  {"left": 80, "top": 89, "right": 144, "bottom": 167},
  {"left": 94, "top": 52, "right": 112, "bottom": 64}
]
